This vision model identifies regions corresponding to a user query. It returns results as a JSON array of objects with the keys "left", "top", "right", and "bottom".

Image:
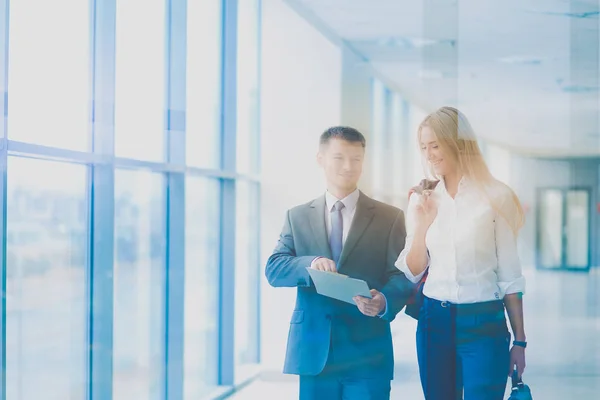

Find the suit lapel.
[
  {"left": 337, "top": 191, "right": 375, "bottom": 269},
  {"left": 309, "top": 196, "right": 333, "bottom": 259}
]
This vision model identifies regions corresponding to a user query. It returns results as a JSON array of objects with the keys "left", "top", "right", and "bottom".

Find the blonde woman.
[{"left": 396, "top": 107, "right": 527, "bottom": 400}]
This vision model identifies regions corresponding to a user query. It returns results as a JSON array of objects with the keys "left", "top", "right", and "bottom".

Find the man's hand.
[
  {"left": 310, "top": 257, "right": 337, "bottom": 273},
  {"left": 353, "top": 289, "right": 386, "bottom": 317}
]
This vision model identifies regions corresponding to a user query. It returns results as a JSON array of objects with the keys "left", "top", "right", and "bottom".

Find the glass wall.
[
  {"left": 114, "top": 0, "right": 166, "bottom": 161},
  {"left": 0, "top": 1, "right": 261, "bottom": 399},
  {"left": 6, "top": 159, "right": 88, "bottom": 400},
  {"left": 409, "top": 106, "right": 427, "bottom": 185},
  {"left": 390, "top": 93, "right": 410, "bottom": 207},
  {"left": 234, "top": 181, "right": 260, "bottom": 381},
  {"left": 370, "top": 80, "right": 413, "bottom": 206},
  {"left": 186, "top": 0, "right": 223, "bottom": 169},
  {"left": 184, "top": 177, "right": 221, "bottom": 398},
  {"left": 113, "top": 170, "right": 165, "bottom": 400},
  {"left": 370, "top": 79, "right": 387, "bottom": 201},
  {"left": 7, "top": 0, "right": 90, "bottom": 151},
  {"left": 237, "top": 0, "right": 261, "bottom": 175},
  {"left": 234, "top": 0, "right": 261, "bottom": 383}
]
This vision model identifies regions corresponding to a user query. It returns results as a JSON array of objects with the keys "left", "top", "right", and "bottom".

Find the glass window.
[
  {"left": 390, "top": 93, "right": 407, "bottom": 205},
  {"left": 7, "top": 0, "right": 90, "bottom": 150},
  {"left": 409, "top": 106, "right": 427, "bottom": 184},
  {"left": 235, "top": 181, "right": 260, "bottom": 378},
  {"left": 6, "top": 157, "right": 88, "bottom": 400},
  {"left": 184, "top": 177, "right": 220, "bottom": 399},
  {"left": 113, "top": 169, "right": 165, "bottom": 400},
  {"left": 371, "top": 79, "right": 387, "bottom": 199},
  {"left": 186, "top": 0, "right": 222, "bottom": 168},
  {"left": 236, "top": 0, "right": 260, "bottom": 174},
  {"left": 114, "top": 0, "right": 166, "bottom": 161}
]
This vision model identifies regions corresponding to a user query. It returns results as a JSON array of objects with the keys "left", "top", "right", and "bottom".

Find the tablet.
[{"left": 306, "top": 268, "right": 372, "bottom": 305}]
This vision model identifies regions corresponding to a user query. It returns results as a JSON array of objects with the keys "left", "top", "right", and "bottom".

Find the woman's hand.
[
  {"left": 509, "top": 345, "right": 526, "bottom": 378},
  {"left": 415, "top": 190, "right": 438, "bottom": 228}
]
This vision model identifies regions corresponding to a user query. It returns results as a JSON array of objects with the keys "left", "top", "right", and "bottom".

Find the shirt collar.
[
  {"left": 439, "top": 176, "right": 469, "bottom": 193},
  {"left": 325, "top": 188, "right": 360, "bottom": 212}
]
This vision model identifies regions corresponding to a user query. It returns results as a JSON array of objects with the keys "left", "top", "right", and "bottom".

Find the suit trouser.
[
  {"left": 416, "top": 296, "right": 510, "bottom": 400},
  {"left": 299, "top": 340, "right": 391, "bottom": 400}
]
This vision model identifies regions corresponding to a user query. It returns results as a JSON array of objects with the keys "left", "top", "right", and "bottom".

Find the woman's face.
[{"left": 420, "top": 125, "right": 457, "bottom": 176}]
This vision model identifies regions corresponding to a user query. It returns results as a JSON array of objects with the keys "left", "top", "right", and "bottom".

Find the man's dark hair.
[{"left": 319, "top": 126, "right": 366, "bottom": 148}]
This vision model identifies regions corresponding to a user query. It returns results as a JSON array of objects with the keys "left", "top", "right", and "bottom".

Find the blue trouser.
[
  {"left": 299, "top": 339, "right": 391, "bottom": 400},
  {"left": 416, "top": 296, "right": 510, "bottom": 400},
  {"left": 299, "top": 373, "right": 391, "bottom": 400}
]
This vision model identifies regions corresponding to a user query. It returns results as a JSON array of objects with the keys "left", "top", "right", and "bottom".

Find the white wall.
[{"left": 259, "top": 0, "right": 342, "bottom": 371}]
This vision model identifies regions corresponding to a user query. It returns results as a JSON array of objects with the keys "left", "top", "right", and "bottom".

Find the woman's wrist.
[
  {"left": 514, "top": 334, "right": 527, "bottom": 342},
  {"left": 414, "top": 223, "right": 430, "bottom": 237}
]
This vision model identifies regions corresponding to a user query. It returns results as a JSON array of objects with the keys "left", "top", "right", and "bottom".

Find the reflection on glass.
[
  {"left": 8, "top": 0, "right": 90, "bottom": 150},
  {"left": 115, "top": 0, "right": 165, "bottom": 161},
  {"left": 236, "top": 0, "right": 260, "bottom": 174},
  {"left": 113, "top": 170, "right": 165, "bottom": 400},
  {"left": 539, "top": 189, "right": 564, "bottom": 268},
  {"left": 184, "top": 177, "right": 220, "bottom": 399},
  {"left": 6, "top": 157, "right": 88, "bottom": 400},
  {"left": 186, "top": 0, "right": 222, "bottom": 168},
  {"left": 235, "top": 181, "right": 260, "bottom": 376},
  {"left": 565, "top": 190, "right": 589, "bottom": 268}
]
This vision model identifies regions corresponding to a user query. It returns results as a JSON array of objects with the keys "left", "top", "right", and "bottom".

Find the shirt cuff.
[
  {"left": 498, "top": 275, "right": 526, "bottom": 296},
  {"left": 396, "top": 253, "right": 428, "bottom": 284},
  {"left": 309, "top": 256, "right": 322, "bottom": 268},
  {"left": 377, "top": 293, "right": 388, "bottom": 318}
]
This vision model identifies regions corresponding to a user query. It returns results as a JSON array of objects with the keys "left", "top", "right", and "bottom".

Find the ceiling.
[{"left": 286, "top": 0, "right": 600, "bottom": 157}]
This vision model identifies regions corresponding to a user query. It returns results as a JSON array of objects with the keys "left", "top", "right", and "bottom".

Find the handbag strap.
[{"left": 511, "top": 369, "right": 523, "bottom": 389}]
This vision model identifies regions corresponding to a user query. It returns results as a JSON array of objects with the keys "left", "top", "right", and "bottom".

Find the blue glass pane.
[
  {"left": 6, "top": 157, "right": 88, "bottom": 400},
  {"left": 186, "top": 0, "right": 222, "bottom": 168},
  {"left": 113, "top": 169, "right": 165, "bottom": 400},
  {"left": 7, "top": 0, "right": 90, "bottom": 150},
  {"left": 114, "top": 0, "right": 166, "bottom": 161},
  {"left": 236, "top": 0, "right": 260, "bottom": 174},
  {"left": 235, "top": 181, "right": 260, "bottom": 375},
  {"left": 184, "top": 177, "right": 220, "bottom": 398}
]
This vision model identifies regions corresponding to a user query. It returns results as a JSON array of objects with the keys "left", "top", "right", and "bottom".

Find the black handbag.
[
  {"left": 508, "top": 370, "right": 533, "bottom": 400},
  {"left": 404, "top": 179, "right": 438, "bottom": 320}
]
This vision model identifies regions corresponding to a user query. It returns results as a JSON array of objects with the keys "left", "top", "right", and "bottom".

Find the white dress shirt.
[
  {"left": 321, "top": 189, "right": 388, "bottom": 316},
  {"left": 395, "top": 178, "right": 526, "bottom": 304},
  {"left": 325, "top": 188, "right": 360, "bottom": 245}
]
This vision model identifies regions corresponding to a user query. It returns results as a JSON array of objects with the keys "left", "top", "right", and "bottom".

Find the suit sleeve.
[
  {"left": 265, "top": 210, "right": 315, "bottom": 287},
  {"left": 379, "top": 209, "right": 415, "bottom": 322}
]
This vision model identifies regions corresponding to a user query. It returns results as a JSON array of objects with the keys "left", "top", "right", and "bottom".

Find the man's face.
[{"left": 317, "top": 138, "right": 365, "bottom": 192}]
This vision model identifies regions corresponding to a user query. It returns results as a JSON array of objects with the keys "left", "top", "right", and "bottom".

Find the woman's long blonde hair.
[{"left": 418, "top": 106, "right": 525, "bottom": 234}]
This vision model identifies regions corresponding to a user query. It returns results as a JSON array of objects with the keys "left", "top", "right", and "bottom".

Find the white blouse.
[{"left": 395, "top": 178, "right": 526, "bottom": 304}]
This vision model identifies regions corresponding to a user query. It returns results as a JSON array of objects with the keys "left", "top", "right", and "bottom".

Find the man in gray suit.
[{"left": 265, "top": 126, "right": 414, "bottom": 400}]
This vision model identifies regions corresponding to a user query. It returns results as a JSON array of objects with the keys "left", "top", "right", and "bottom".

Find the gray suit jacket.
[{"left": 265, "top": 191, "right": 413, "bottom": 379}]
